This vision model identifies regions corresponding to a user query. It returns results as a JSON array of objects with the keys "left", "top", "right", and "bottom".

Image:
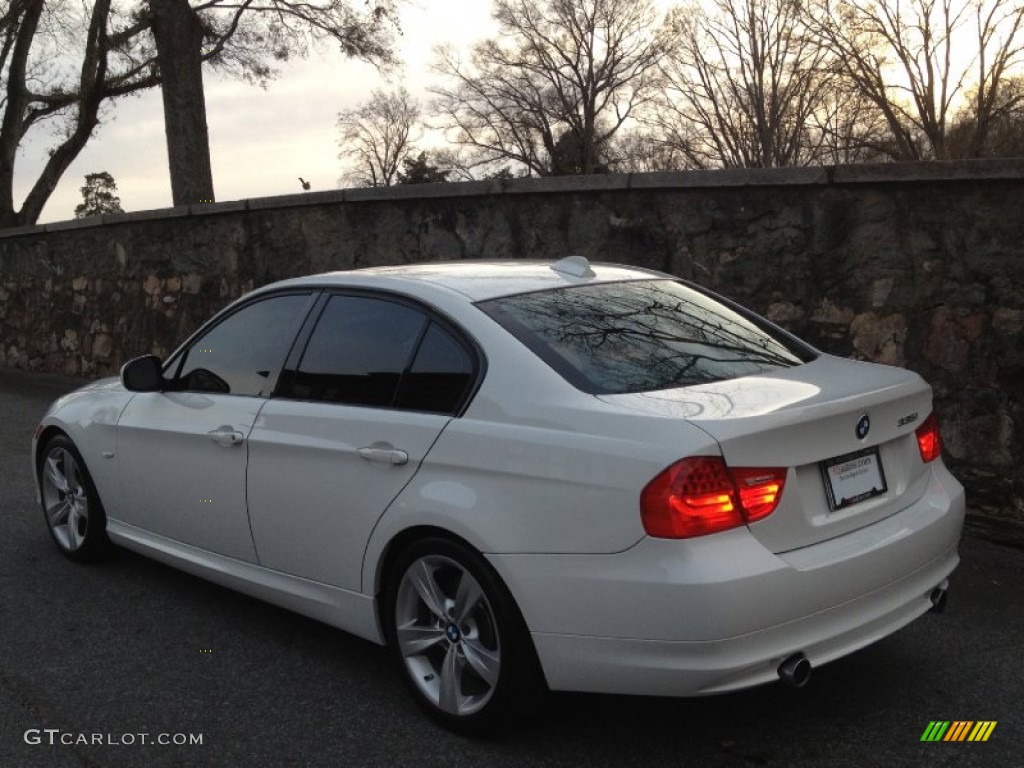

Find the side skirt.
[{"left": 107, "top": 520, "right": 384, "bottom": 645}]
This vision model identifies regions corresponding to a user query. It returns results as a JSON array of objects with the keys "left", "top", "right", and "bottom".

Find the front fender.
[{"left": 32, "top": 378, "right": 135, "bottom": 512}]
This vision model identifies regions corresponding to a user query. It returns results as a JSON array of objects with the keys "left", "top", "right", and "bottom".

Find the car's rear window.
[{"left": 478, "top": 279, "right": 815, "bottom": 395}]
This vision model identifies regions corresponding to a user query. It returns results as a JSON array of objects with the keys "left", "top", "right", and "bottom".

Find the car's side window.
[
  {"left": 395, "top": 322, "right": 475, "bottom": 414},
  {"left": 173, "top": 294, "right": 312, "bottom": 396},
  {"left": 276, "top": 294, "right": 478, "bottom": 414},
  {"left": 277, "top": 295, "right": 428, "bottom": 407}
]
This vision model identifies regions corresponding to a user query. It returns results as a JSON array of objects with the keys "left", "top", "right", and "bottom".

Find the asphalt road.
[{"left": 1, "top": 367, "right": 1021, "bottom": 768}]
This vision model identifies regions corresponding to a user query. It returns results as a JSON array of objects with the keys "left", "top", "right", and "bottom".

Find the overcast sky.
[{"left": 16, "top": 0, "right": 499, "bottom": 224}]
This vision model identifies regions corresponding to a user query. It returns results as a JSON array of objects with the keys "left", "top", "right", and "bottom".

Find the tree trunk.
[
  {"left": 0, "top": 0, "right": 45, "bottom": 227},
  {"left": 19, "top": 0, "right": 113, "bottom": 225},
  {"left": 149, "top": 0, "right": 215, "bottom": 206}
]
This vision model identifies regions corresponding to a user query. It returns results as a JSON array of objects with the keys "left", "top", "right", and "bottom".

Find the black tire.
[
  {"left": 383, "top": 536, "right": 545, "bottom": 734},
  {"left": 37, "top": 434, "right": 113, "bottom": 562}
]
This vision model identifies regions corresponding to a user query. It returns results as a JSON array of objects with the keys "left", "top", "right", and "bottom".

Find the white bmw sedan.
[{"left": 33, "top": 257, "right": 964, "bottom": 731}]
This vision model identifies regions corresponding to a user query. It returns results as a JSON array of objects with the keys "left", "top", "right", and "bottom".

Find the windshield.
[{"left": 478, "top": 279, "right": 815, "bottom": 395}]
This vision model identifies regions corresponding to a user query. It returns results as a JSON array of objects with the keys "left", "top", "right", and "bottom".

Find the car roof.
[{"left": 258, "top": 258, "right": 667, "bottom": 303}]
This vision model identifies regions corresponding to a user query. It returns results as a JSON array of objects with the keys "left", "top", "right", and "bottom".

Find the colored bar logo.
[{"left": 921, "top": 721, "right": 997, "bottom": 742}]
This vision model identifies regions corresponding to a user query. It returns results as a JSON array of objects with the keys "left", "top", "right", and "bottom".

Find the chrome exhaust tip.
[
  {"left": 777, "top": 652, "right": 812, "bottom": 688},
  {"left": 929, "top": 586, "right": 948, "bottom": 613}
]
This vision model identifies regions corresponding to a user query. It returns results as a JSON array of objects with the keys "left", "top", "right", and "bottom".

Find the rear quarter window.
[{"left": 477, "top": 279, "right": 815, "bottom": 395}]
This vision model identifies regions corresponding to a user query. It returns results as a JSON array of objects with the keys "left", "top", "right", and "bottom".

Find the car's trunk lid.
[{"left": 599, "top": 355, "right": 935, "bottom": 552}]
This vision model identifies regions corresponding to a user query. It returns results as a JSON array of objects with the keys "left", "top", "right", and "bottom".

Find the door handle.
[
  {"left": 357, "top": 445, "right": 409, "bottom": 465},
  {"left": 207, "top": 426, "right": 245, "bottom": 447}
]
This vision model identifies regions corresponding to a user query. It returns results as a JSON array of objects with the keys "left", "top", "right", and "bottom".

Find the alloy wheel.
[
  {"left": 41, "top": 446, "right": 90, "bottom": 552},
  {"left": 394, "top": 554, "right": 502, "bottom": 717}
]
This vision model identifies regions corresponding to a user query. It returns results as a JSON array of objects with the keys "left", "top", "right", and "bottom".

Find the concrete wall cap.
[
  {"left": 189, "top": 200, "right": 248, "bottom": 216},
  {"left": 102, "top": 206, "right": 190, "bottom": 224},
  {"left": 2, "top": 159, "right": 1023, "bottom": 241},
  {"left": 628, "top": 167, "right": 829, "bottom": 188},
  {"left": 0, "top": 224, "right": 45, "bottom": 239},
  {"left": 247, "top": 189, "right": 348, "bottom": 210},
  {"left": 44, "top": 217, "right": 104, "bottom": 232},
  {"left": 830, "top": 158, "right": 1024, "bottom": 184},
  {"left": 342, "top": 180, "right": 507, "bottom": 201},
  {"left": 497, "top": 175, "right": 633, "bottom": 194}
]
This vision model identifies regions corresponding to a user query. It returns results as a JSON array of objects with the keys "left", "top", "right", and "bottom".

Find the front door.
[{"left": 114, "top": 292, "right": 315, "bottom": 561}]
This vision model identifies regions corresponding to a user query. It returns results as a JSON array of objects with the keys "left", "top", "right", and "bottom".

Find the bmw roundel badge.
[{"left": 856, "top": 414, "right": 871, "bottom": 440}]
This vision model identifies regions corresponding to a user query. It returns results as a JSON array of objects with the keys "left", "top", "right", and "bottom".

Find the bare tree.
[
  {"left": 1, "top": 0, "right": 114, "bottom": 228},
  {"left": 962, "top": 2, "right": 1024, "bottom": 155},
  {"left": 142, "top": 0, "right": 402, "bottom": 205},
  {"left": 338, "top": 87, "right": 420, "bottom": 187},
  {"left": 806, "top": 0, "right": 1024, "bottom": 160},
  {"left": 431, "top": 0, "right": 675, "bottom": 177},
  {"left": 807, "top": 78, "right": 895, "bottom": 164},
  {"left": 655, "top": 0, "right": 838, "bottom": 169},
  {"left": 429, "top": 147, "right": 481, "bottom": 181},
  {"left": 606, "top": 130, "right": 695, "bottom": 172},
  {"left": 0, "top": 0, "right": 401, "bottom": 227},
  {"left": 949, "top": 75, "right": 1024, "bottom": 156}
]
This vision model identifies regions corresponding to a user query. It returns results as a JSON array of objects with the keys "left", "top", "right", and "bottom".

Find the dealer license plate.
[{"left": 821, "top": 447, "right": 888, "bottom": 510}]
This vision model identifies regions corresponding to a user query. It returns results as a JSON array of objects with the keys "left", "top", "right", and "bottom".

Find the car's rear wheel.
[
  {"left": 39, "top": 435, "right": 112, "bottom": 561},
  {"left": 384, "top": 537, "right": 543, "bottom": 733}
]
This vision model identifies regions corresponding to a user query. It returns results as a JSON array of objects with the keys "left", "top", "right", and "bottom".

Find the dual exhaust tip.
[{"left": 777, "top": 586, "right": 950, "bottom": 689}]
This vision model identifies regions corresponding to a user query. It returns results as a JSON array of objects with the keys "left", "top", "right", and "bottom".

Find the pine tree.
[
  {"left": 396, "top": 152, "right": 451, "bottom": 185},
  {"left": 74, "top": 172, "right": 124, "bottom": 218}
]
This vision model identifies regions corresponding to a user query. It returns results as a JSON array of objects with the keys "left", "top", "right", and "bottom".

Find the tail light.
[
  {"left": 641, "top": 456, "right": 787, "bottom": 539},
  {"left": 915, "top": 411, "right": 942, "bottom": 463}
]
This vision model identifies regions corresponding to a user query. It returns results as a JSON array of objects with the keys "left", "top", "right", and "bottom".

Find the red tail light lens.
[
  {"left": 730, "top": 466, "right": 787, "bottom": 522},
  {"left": 641, "top": 457, "right": 787, "bottom": 538},
  {"left": 915, "top": 411, "right": 942, "bottom": 463}
]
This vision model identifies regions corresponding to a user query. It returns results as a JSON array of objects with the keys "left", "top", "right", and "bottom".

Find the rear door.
[{"left": 246, "top": 292, "right": 479, "bottom": 591}]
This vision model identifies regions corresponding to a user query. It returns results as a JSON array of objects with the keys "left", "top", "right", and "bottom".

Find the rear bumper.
[
  {"left": 488, "top": 462, "right": 965, "bottom": 696},
  {"left": 531, "top": 548, "right": 956, "bottom": 695}
]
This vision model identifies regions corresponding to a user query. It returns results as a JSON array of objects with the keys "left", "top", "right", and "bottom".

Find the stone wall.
[{"left": 1, "top": 160, "right": 1022, "bottom": 522}]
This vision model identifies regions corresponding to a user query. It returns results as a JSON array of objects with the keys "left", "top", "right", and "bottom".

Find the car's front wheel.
[
  {"left": 384, "top": 537, "right": 543, "bottom": 733},
  {"left": 38, "top": 435, "right": 112, "bottom": 562}
]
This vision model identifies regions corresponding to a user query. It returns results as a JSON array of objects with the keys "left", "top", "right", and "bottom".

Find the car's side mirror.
[{"left": 121, "top": 355, "right": 165, "bottom": 392}]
